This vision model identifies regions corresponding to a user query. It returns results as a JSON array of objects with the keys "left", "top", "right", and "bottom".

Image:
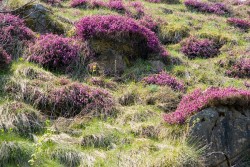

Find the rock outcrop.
[
  {"left": 189, "top": 106, "right": 250, "bottom": 167},
  {"left": 16, "top": 4, "right": 65, "bottom": 34}
]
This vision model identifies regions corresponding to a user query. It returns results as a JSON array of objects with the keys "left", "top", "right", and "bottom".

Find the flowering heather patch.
[
  {"left": 126, "top": 1, "right": 145, "bottom": 19},
  {"left": 71, "top": 0, "right": 106, "bottom": 8},
  {"left": 44, "top": 83, "right": 114, "bottom": 117},
  {"left": 145, "top": 0, "right": 161, "bottom": 3},
  {"left": 181, "top": 37, "right": 219, "bottom": 59},
  {"left": 71, "top": 0, "right": 87, "bottom": 7},
  {"left": 164, "top": 87, "right": 250, "bottom": 124},
  {"left": 139, "top": 15, "right": 159, "bottom": 32},
  {"left": 184, "top": 0, "right": 229, "bottom": 15},
  {"left": 108, "top": 0, "right": 125, "bottom": 11},
  {"left": 0, "top": 14, "right": 34, "bottom": 56},
  {"left": 143, "top": 71, "right": 185, "bottom": 92},
  {"left": 41, "top": 0, "right": 62, "bottom": 5},
  {"left": 71, "top": 0, "right": 127, "bottom": 12},
  {"left": 0, "top": 47, "right": 12, "bottom": 69},
  {"left": 227, "top": 18, "right": 250, "bottom": 30},
  {"left": 91, "top": 0, "right": 107, "bottom": 8},
  {"left": 76, "top": 15, "right": 168, "bottom": 57},
  {"left": 226, "top": 58, "right": 250, "bottom": 78},
  {"left": 145, "top": 0, "right": 180, "bottom": 3},
  {"left": 28, "top": 34, "right": 81, "bottom": 72},
  {"left": 245, "top": 81, "right": 250, "bottom": 88}
]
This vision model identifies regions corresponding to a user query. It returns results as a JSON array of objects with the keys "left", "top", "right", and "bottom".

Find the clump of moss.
[
  {"left": 159, "top": 23, "right": 190, "bottom": 44},
  {"left": 197, "top": 29, "right": 234, "bottom": 46}
]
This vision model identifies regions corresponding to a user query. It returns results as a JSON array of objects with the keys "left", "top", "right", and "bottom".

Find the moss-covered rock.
[{"left": 17, "top": 4, "right": 66, "bottom": 34}]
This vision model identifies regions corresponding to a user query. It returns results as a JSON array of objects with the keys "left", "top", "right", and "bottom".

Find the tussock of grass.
[
  {"left": 0, "top": 101, "right": 45, "bottom": 137},
  {"left": 51, "top": 147, "right": 95, "bottom": 167},
  {"left": 0, "top": 141, "right": 33, "bottom": 167}
]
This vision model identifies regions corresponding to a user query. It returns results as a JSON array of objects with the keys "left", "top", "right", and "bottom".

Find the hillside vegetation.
[{"left": 0, "top": 0, "right": 249, "bottom": 166}]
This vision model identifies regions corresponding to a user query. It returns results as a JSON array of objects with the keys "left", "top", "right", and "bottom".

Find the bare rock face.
[
  {"left": 90, "top": 50, "right": 127, "bottom": 76},
  {"left": 87, "top": 36, "right": 166, "bottom": 76},
  {"left": 189, "top": 106, "right": 250, "bottom": 167}
]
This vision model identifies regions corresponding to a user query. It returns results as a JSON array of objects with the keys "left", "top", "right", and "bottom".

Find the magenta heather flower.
[
  {"left": 45, "top": 83, "right": 114, "bottom": 117},
  {"left": 226, "top": 58, "right": 250, "bottom": 78},
  {"left": 71, "top": 0, "right": 107, "bottom": 8},
  {"left": 143, "top": 71, "right": 185, "bottom": 91},
  {"left": 125, "top": 1, "right": 145, "bottom": 19},
  {"left": 227, "top": 18, "right": 250, "bottom": 30},
  {"left": 245, "top": 81, "right": 250, "bottom": 89},
  {"left": 108, "top": 0, "right": 125, "bottom": 11},
  {"left": 71, "top": 0, "right": 88, "bottom": 7},
  {"left": 0, "top": 13, "right": 34, "bottom": 56},
  {"left": 28, "top": 34, "right": 82, "bottom": 72},
  {"left": 181, "top": 37, "right": 219, "bottom": 59},
  {"left": 75, "top": 15, "right": 168, "bottom": 57},
  {"left": 138, "top": 15, "right": 159, "bottom": 32},
  {"left": 145, "top": 0, "right": 161, "bottom": 3},
  {"left": 41, "top": 0, "right": 61, "bottom": 5},
  {"left": 90, "top": 0, "right": 107, "bottom": 8},
  {"left": 184, "top": 0, "right": 229, "bottom": 15},
  {"left": 164, "top": 87, "right": 250, "bottom": 124},
  {"left": 0, "top": 47, "right": 12, "bottom": 69}
]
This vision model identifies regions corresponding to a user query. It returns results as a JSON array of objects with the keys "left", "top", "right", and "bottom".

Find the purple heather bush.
[
  {"left": 164, "top": 87, "right": 250, "bottom": 124},
  {"left": 145, "top": 0, "right": 180, "bottom": 3},
  {"left": 125, "top": 1, "right": 145, "bottom": 18},
  {"left": 41, "top": 0, "right": 62, "bottom": 5},
  {"left": 181, "top": 37, "right": 219, "bottom": 59},
  {"left": 227, "top": 18, "right": 250, "bottom": 30},
  {"left": 91, "top": 0, "right": 106, "bottom": 8},
  {"left": 71, "top": 0, "right": 106, "bottom": 8},
  {"left": 184, "top": 0, "right": 230, "bottom": 15},
  {"left": 0, "top": 14, "right": 34, "bottom": 57},
  {"left": 145, "top": 0, "right": 161, "bottom": 3},
  {"left": 139, "top": 15, "right": 159, "bottom": 32},
  {"left": 44, "top": 83, "right": 114, "bottom": 117},
  {"left": 75, "top": 15, "right": 168, "bottom": 57},
  {"left": 143, "top": 71, "right": 185, "bottom": 92},
  {"left": 28, "top": 34, "right": 82, "bottom": 72},
  {"left": 108, "top": 0, "right": 125, "bottom": 11},
  {"left": 245, "top": 81, "right": 250, "bottom": 89},
  {"left": 71, "top": 0, "right": 87, "bottom": 7},
  {"left": 226, "top": 58, "right": 250, "bottom": 78},
  {"left": 0, "top": 47, "right": 12, "bottom": 69}
]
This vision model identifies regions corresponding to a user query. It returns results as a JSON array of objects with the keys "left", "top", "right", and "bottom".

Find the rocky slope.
[{"left": 0, "top": 0, "right": 249, "bottom": 166}]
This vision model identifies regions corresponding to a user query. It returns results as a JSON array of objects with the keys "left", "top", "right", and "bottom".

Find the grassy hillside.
[{"left": 0, "top": 0, "right": 249, "bottom": 166}]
